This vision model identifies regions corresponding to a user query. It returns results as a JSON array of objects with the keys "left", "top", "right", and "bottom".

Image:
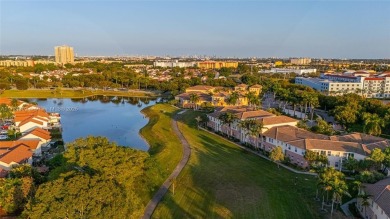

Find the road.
[{"left": 142, "top": 112, "right": 191, "bottom": 219}]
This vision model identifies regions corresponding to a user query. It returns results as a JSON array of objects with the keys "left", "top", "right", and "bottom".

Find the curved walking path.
[{"left": 142, "top": 112, "right": 191, "bottom": 219}]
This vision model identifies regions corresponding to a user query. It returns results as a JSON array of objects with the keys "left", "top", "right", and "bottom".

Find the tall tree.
[
  {"left": 218, "top": 112, "right": 238, "bottom": 139},
  {"left": 363, "top": 112, "right": 385, "bottom": 136},
  {"left": 189, "top": 93, "right": 200, "bottom": 109}
]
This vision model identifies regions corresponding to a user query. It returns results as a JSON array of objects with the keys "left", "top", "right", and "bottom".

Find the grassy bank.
[
  {"left": 0, "top": 89, "right": 159, "bottom": 98},
  {"left": 139, "top": 104, "right": 183, "bottom": 202},
  {"left": 140, "top": 104, "right": 182, "bottom": 171},
  {"left": 152, "top": 110, "right": 321, "bottom": 219}
]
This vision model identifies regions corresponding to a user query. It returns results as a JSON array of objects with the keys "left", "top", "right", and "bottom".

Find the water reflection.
[{"left": 28, "top": 96, "right": 158, "bottom": 151}]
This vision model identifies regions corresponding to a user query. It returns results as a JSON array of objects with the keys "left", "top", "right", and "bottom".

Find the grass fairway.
[
  {"left": 140, "top": 104, "right": 183, "bottom": 173},
  {"left": 152, "top": 110, "right": 321, "bottom": 219},
  {"left": 0, "top": 89, "right": 158, "bottom": 98}
]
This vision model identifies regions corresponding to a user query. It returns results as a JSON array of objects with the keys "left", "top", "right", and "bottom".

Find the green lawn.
[
  {"left": 0, "top": 89, "right": 158, "bottom": 98},
  {"left": 152, "top": 110, "right": 322, "bottom": 219},
  {"left": 139, "top": 104, "right": 184, "bottom": 202}
]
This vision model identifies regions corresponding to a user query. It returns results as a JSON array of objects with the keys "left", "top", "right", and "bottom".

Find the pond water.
[{"left": 27, "top": 96, "right": 157, "bottom": 151}]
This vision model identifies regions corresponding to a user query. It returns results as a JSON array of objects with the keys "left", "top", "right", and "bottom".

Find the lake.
[{"left": 27, "top": 96, "right": 157, "bottom": 151}]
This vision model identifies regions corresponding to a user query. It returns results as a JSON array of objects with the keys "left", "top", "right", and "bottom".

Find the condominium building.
[
  {"left": 206, "top": 106, "right": 389, "bottom": 170},
  {"left": 0, "top": 60, "right": 34, "bottom": 67},
  {"left": 54, "top": 45, "right": 74, "bottom": 64},
  {"left": 153, "top": 60, "right": 196, "bottom": 68},
  {"left": 290, "top": 58, "right": 311, "bottom": 65},
  {"left": 357, "top": 178, "right": 390, "bottom": 219},
  {"left": 197, "top": 61, "right": 238, "bottom": 69},
  {"left": 269, "top": 68, "right": 317, "bottom": 75},
  {"left": 295, "top": 73, "right": 390, "bottom": 98}
]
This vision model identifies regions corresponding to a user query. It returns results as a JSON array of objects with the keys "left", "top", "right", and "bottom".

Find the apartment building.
[
  {"left": 197, "top": 61, "right": 238, "bottom": 69},
  {"left": 269, "top": 68, "right": 317, "bottom": 75},
  {"left": 175, "top": 84, "right": 262, "bottom": 108},
  {"left": 291, "top": 58, "right": 312, "bottom": 65},
  {"left": 295, "top": 72, "right": 390, "bottom": 98},
  {"left": 55, "top": 45, "right": 74, "bottom": 64},
  {"left": 0, "top": 60, "right": 34, "bottom": 67},
  {"left": 262, "top": 126, "right": 389, "bottom": 169},
  {"left": 357, "top": 178, "right": 390, "bottom": 219},
  {"left": 206, "top": 107, "right": 389, "bottom": 170},
  {"left": 153, "top": 60, "right": 196, "bottom": 68}
]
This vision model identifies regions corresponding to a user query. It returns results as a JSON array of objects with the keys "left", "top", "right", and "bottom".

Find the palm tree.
[
  {"left": 239, "top": 120, "right": 249, "bottom": 142},
  {"left": 307, "top": 93, "right": 319, "bottom": 121},
  {"left": 358, "top": 193, "right": 371, "bottom": 219},
  {"left": 218, "top": 112, "right": 237, "bottom": 139},
  {"left": 248, "top": 120, "right": 264, "bottom": 150},
  {"left": 189, "top": 93, "right": 200, "bottom": 110},
  {"left": 11, "top": 99, "right": 18, "bottom": 110},
  {"left": 245, "top": 91, "right": 260, "bottom": 108},
  {"left": 363, "top": 112, "right": 385, "bottom": 136},
  {"left": 227, "top": 91, "right": 239, "bottom": 106},
  {"left": 330, "top": 177, "right": 350, "bottom": 216}
]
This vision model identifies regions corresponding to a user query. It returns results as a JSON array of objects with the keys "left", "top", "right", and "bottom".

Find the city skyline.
[{"left": 1, "top": 1, "right": 389, "bottom": 58}]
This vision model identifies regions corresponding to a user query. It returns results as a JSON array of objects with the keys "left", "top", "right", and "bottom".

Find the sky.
[{"left": 0, "top": 0, "right": 389, "bottom": 58}]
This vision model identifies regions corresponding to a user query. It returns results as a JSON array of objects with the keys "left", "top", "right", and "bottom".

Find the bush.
[{"left": 356, "top": 170, "right": 385, "bottom": 183}]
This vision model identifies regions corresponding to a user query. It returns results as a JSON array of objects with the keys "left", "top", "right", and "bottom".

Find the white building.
[
  {"left": 357, "top": 178, "right": 390, "bottom": 219},
  {"left": 269, "top": 68, "right": 317, "bottom": 75},
  {"left": 296, "top": 73, "right": 390, "bottom": 98},
  {"left": 154, "top": 60, "right": 196, "bottom": 68}
]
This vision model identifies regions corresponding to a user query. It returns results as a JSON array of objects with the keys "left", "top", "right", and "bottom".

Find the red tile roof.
[{"left": 0, "top": 145, "right": 32, "bottom": 164}]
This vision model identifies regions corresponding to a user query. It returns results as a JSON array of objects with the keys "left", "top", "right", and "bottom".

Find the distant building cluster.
[
  {"left": 54, "top": 45, "right": 74, "bottom": 65},
  {"left": 153, "top": 60, "right": 238, "bottom": 69},
  {"left": 290, "top": 58, "right": 312, "bottom": 65},
  {"left": 296, "top": 71, "right": 390, "bottom": 98}
]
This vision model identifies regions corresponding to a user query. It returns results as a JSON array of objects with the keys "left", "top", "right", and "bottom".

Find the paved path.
[
  {"left": 340, "top": 198, "right": 356, "bottom": 217},
  {"left": 142, "top": 113, "right": 191, "bottom": 219}
]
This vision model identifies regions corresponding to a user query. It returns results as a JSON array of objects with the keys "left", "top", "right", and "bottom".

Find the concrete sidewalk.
[{"left": 142, "top": 112, "right": 191, "bottom": 219}]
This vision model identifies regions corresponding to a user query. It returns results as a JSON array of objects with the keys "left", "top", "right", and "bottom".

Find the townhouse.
[
  {"left": 357, "top": 178, "right": 390, "bottom": 219},
  {"left": 14, "top": 109, "right": 50, "bottom": 133},
  {"left": 262, "top": 126, "right": 389, "bottom": 169},
  {"left": 176, "top": 84, "right": 262, "bottom": 108},
  {"left": 207, "top": 106, "right": 298, "bottom": 147},
  {"left": 207, "top": 107, "right": 389, "bottom": 169},
  {"left": 0, "top": 144, "right": 33, "bottom": 171}
]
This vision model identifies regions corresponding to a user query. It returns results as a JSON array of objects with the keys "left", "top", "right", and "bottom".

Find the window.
[
  {"left": 295, "top": 148, "right": 297, "bottom": 152},
  {"left": 328, "top": 151, "right": 331, "bottom": 156},
  {"left": 335, "top": 162, "right": 339, "bottom": 168}
]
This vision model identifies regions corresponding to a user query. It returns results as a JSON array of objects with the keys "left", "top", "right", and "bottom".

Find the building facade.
[
  {"left": 197, "top": 61, "right": 238, "bottom": 69},
  {"left": 270, "top": 68, "right": 316, "bottom": 75},
  {"left": 291, "top": 58, "right": 312, "bottom": 65},
  {"left": 54, "top": 45, "right": 74, "bottom": 64},
  {"left": 296, "top": 73, "right": 390, "bottom": 98},
  {"left": 154, "top": 60, "right": 196, "bottom": 68},
  {"left": 0, "top": 60, "right": 34, "bottom": 67}
]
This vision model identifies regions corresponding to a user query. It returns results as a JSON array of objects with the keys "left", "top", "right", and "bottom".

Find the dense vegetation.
[{"left": 20, "top": 137, "right": 156, "bottom": 218}]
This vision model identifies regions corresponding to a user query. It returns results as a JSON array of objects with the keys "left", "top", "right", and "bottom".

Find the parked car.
[
  {"left": 0, "top": 130, "right": 8, "bottom": 134},
  {"left": 0, "top": 135, "right": 8, "bottom": 140}
]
